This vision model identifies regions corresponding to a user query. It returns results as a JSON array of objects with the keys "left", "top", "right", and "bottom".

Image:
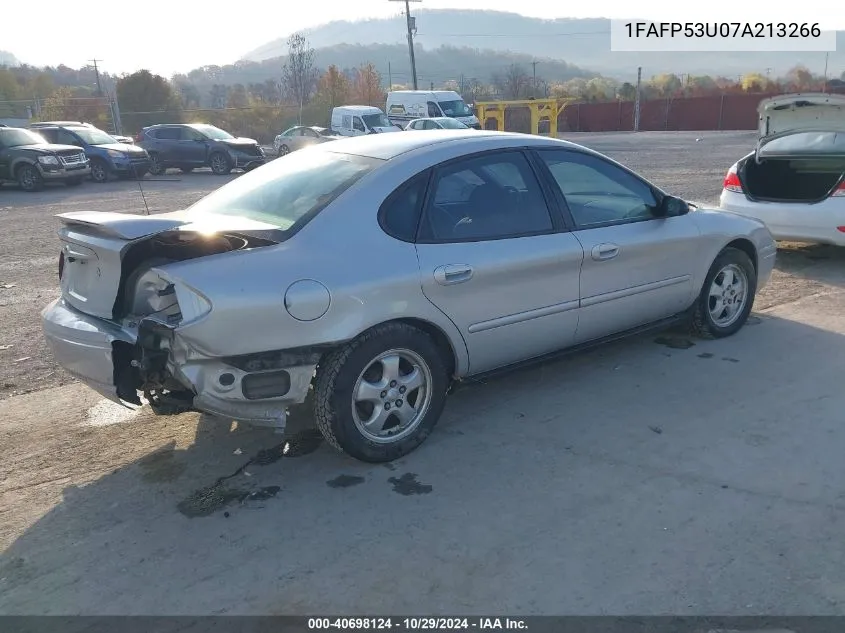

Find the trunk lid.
[
  {"left": 57, "top": 211, "right": 280, "bottom": 320},
  {"left": 756, "top": 93, "right": 845, "bottom": 161}
]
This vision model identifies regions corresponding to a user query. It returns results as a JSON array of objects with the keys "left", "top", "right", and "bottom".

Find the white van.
[
  {"left": 386, "top": 90, "right": 481, "bottom": 129},
  {"left": 330, "top": 106, "right": 401, "bottom": 137}
]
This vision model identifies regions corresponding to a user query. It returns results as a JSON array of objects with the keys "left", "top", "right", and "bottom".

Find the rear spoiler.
[{"left": 57, "top": 211, "right": 189, "bottom": 240}]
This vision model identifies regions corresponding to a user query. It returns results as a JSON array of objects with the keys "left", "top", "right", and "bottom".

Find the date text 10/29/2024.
[{"left": 308, "top": 618, "right": 528, "bottom": 631}]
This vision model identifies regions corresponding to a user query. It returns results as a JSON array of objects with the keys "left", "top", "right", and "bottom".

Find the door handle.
[
  {"left": 591, "top": 243, "right": 620, "bottom": 261},
  {"left": 434, "top": 264, "right": 474, "bottom": 285}
]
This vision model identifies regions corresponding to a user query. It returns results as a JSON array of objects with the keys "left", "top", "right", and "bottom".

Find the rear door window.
[
  {"left": 421, "top": 151, "right": 554, "bottom": 242},
  {"left": 154, "top": 127, "right": 180, "bottom": 140}
]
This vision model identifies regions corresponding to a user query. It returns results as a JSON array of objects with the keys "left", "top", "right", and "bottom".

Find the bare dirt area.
[{"left": 5, "top": 133, "right": 845, "bottom": 616}]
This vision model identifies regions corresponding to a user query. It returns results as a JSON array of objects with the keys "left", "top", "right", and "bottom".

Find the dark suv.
[
  {"left": 0, "top": 127, "right": 90, "bottom": 191},
  {"left": 136, "top": 123, "right": 266, "bottom": 175}
]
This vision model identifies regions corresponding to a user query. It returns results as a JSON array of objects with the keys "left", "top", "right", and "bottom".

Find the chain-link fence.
[{"left": 0, "top": 96, "right": 121, "bottom": 134}]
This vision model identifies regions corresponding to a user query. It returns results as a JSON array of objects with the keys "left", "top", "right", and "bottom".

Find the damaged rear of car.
[
  {"left": 42, "top": 149, "right": 380, "bottom": 429},
  {"left": 720, "top": 93, "right": 845, "bottom": 245}
]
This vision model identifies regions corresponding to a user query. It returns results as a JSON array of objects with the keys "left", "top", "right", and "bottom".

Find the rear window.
[{"left": 187, "top": 150, "right": 381, "bottom": 232}]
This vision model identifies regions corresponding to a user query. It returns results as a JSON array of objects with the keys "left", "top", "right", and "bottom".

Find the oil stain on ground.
[
  {"left": 177, "top": 484, "right": 281, "bottom": 518},
  {"left": 252, "top": 429, "right": 323, "bottom": 465},
  {"left": 698, "top": 352, "right": 714, "bottom": 359},
  {"left": 388, "top": 473, "right": 433, "bottom": 496},
  {"left": 177, "top": 429, "right": 323, "bottom": 517},
  {"left": 654, "top": 336, "right": 695, "bottom": 350},
  {"left": 326, "top": 474, "right": 366, "bottom": 489}
]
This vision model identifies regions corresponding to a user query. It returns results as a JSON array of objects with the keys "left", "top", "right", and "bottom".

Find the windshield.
[
  {"left": 362, "top": 113, "right": 391, "bottom": 129},
  {"left": 187, "top": 150, "right": 381, "bottom": 230},
  {"left": 192, "top": 125, "right": 234, "bottom": 140},
  {"left": 438, "top": 118, "right": 469, "bottom": 129},
  {"left": 0, "top": 129, "right": 47, "bottom": 147},
  {"left": 71, "top": 128, "right": 117, "bottom": 145},
  {"left": 438, "top": 100, "right": 473, "bottom": 117}
]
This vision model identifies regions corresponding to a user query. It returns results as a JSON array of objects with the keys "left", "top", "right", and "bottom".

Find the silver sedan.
[
  {"left": 273, "top": 125, "right": 339, "bottom": 156},
  {"left": 42, "top": 131, "right": 776, "bottom": 462},
  {"left": 406, "top": 117, "right": 470, "bottom": 131}
]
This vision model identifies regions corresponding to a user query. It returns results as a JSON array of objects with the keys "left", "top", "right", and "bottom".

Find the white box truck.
[
  {"left": 386, "top": 90, "right": 481, "bottom": 129},
  {"left": 330, "top": 106, "right": 402, "bottom": 136}
]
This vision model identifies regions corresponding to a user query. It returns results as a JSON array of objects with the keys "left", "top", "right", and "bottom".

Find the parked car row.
[
  {"left": 0, "top": 120, "right": 267, "bottom": 191},
  {"left": 272, "top": 90, "right": 480, "bottom": 158}
]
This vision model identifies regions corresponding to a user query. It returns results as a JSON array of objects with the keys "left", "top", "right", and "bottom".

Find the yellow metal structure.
[{"left": 474, "top": 98, "right": 573, "bottom": 136}]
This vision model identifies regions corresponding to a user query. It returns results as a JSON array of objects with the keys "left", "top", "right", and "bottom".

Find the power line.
[{"left": 416, "top": 29, "right": 610, "bottom": 37}]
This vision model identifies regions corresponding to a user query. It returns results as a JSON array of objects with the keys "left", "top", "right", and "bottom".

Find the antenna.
[{"left": 135, "top": 168, "right": 151, "bottom": 215}]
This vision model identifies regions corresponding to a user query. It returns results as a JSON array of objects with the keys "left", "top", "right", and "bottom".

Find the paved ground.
[{"left": 3, "top": 131, "right": 845, "bottom": 615}]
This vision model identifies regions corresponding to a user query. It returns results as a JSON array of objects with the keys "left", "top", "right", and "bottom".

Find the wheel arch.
[
  {"left": 12, "top": 156, "right": 37, "bottom": 175},
  {"left": 341, "top": 316, "right": 466, "bottom": 379},
  {"left": 723, "top": 237, "right": 758, "bottom": 274}
]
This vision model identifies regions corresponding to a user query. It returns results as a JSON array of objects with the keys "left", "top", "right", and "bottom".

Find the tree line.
[{"left": 0, "top": 34, "right": 840, "bottom": 143}]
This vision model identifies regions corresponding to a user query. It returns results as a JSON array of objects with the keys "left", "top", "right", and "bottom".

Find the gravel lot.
[
  {"left": 4, "top": 132, "right": 845, "bottom": 617},
  {"left": 0, "top": 131, "right": 838, "bottom": 400}
]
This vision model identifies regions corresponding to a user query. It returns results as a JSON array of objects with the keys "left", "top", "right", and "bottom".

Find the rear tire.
[
  {"left": 16, "top": 164, "right": 43, "bottom": 192},
  {"left": 691, "top": 247, "right": 757, "bottom": 339},
  {"left": 148, "top": 153, "right": 165, "bottom": 176},
  {"left": 313, "top": 323, "right": 449, "bottom": 463}
]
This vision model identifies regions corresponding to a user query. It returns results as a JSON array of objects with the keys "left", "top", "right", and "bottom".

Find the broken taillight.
[
  {"left": 723, "top": 168, "right": 743, "bottom": 193},
  {"left": 830, "top": 181, "right": 845, "bottom": 197},
  {"left": 58, "top": 251, "right": 65, "bottom": 281}
]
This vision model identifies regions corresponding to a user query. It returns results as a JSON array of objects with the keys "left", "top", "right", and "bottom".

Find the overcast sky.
[{"left": 4, "top": 0, "right": 839, "bottom": 76}]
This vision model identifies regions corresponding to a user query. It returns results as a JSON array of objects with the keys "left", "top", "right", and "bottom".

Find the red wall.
[{"left": 558, "top": 93, "right": 781, "bottom": 132}]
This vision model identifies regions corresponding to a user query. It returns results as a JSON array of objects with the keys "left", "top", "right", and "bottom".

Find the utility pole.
[
  {"left": 90, "top": 59, "right": 104, "bottom": 96},
  {"left": 532, "top": 61, "right": 539, "bottom": 98},
  {"left": 388, "top": 62, "right": 393, "bottom": 89},
  {"left": 823, "top": 52, "right": 830, "bottom": 92},
  {"left": 389, "top": 0, "right": 421, "bottom": 90},
  {"left": 634, "top": 66, "right": 642, "bottom": 132}
]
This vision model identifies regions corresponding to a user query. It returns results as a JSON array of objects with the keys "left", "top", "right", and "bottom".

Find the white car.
[{"left": 720, "top": 93, "right": 845, "bottom": 246}]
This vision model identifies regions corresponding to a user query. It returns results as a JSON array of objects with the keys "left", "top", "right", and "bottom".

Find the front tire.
[
  {"left": 209, "top": 152, "right": 232, "bottom": 175},
  {"left": 277, "top": 144, "right": 290, "bottom": 158},
  {"left": 314, "top": 323, "right": 449, "bottom": 463},
  {"left": 691, "top": 247, "right": 757, "bottom": 338},
  {"left": 90, "top": 158, "right": 110, "bottom": 183},
  {"left": 16, "top": 164, "right": 43, "bottom": 192}
]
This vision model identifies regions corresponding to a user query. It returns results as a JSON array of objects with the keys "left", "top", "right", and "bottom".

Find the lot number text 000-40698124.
[
  {"left": 609, "top": 20, "right": 835, "bottom": 51},
  {"left": 307, "top": 617, "right": 529, "bottom": 630}
]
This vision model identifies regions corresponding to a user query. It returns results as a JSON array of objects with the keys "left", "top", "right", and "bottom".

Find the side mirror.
[{"left": 657, "top": 195, "right": 689, "bottom": 218}]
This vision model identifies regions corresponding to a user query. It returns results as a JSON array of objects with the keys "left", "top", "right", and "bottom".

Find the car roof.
[
  {"left": 335, "top": 105, "right": 381, "bottom": 113},
  {"left": 323, "top": 129, "right": 575, "bottom": 160},
  {"left": 31, "top": 121, "right": 92, "bottom": 127}
]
